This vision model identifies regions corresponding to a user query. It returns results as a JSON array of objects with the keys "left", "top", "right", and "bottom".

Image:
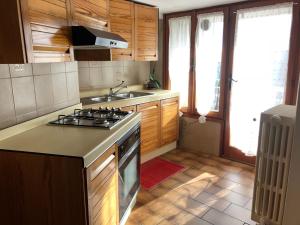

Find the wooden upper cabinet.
[
  {"left": 0, "top": 0, "right": 73, "bottom": 63},
  {"left": 137, "top": 101, "right": 161, "bottom": 154},
  {"left": 70, "top": 0, "right": 110, "bottom": 31},
  {"left": 110, "top": 0, "right": 135, "bottom": 61},
  {"left": 161, "top": 97, "right": 179, "bottom": 145},
  {"left": 134, "top": 4, "right": 158, "bottom": 61}
]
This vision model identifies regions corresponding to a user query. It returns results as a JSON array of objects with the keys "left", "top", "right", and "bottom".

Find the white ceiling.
[{"left": 135, "top": 0, "right": 248, "bottom": 15}]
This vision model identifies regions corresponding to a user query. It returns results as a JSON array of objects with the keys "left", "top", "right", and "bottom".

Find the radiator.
[{"left": 252, "top": 105, "right": 296, "bottom": 225}]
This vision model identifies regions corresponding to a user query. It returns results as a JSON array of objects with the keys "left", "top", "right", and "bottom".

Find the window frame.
[{"left": 163, "top": 0, "right": 300, "bottom": 121}]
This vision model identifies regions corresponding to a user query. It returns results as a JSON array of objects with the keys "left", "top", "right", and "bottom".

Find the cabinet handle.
[{"left": 93, "top": 155, "right": 115, "bottom": 175}]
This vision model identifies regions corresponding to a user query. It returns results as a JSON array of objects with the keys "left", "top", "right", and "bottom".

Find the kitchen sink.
[
  {"left": 113, "top": 91, "right": 153, "bottom": 98},
  {"left": 81, "top": 91, "right": 154, "bottom": 105}
]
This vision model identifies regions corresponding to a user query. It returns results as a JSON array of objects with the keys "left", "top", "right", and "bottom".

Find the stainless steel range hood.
[
  {"left": 72, "top": 26, "right": 128, "bottom": 49},
  {"left": 71, "top": 26, "right": 128, "bottom": 61}
]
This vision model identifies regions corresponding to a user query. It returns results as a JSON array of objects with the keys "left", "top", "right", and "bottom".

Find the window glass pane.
[
  {"left": 169, "top": 16, "right": 191, "bottom": 108},
  {"left": 195, "top": 12, "right": 224, "bottom": 115},
  {"left": 230, "top": 3, "right": 292, "bottom": 156}
]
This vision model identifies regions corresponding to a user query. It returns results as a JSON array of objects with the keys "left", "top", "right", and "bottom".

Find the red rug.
[{"left": 141, "top": 157, "right": 185, "bottom": 190}]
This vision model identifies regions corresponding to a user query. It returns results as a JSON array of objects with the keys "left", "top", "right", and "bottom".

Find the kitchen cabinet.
[
  {"left": 0, "top": 0, "right": 73, "bottom": 63},
  {"left": 134, "top": 4, "right": 158, "bottom": 61},
  {"left": 70, "top": 0, "right": 110, "bottom": 31},
  {"left": 161, "top": 97, "right": 179, "bottom": 145},
  {"left": 110, "top": 0, "right": 135, "bottom": 61},
  {"left": 86, "top": 145, "right": 118, "bottom": 225},
  {"left": 137, "top": 101, "right": 161, "bottom": 154},
  {"left": 0, "top": 144, "right": 119, "bottom": 225}
]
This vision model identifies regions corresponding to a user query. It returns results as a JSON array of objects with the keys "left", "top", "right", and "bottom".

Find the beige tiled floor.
[{"left": 126, "top": 149, "right": 257, "bottom": 225}]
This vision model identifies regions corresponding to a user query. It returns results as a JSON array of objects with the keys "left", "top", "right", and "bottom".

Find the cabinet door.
[
  {"left": 161, "top": 97, "right": 179, "bottom": 145},
  {"left": 20, "top": 0, "right": 73, "bottom": 63},
  {"left": 86, "top": 145, "right": 118, "bottom": 225},
  {"left": 110, "top": 0, "right": 135, "bottom": 61},
  {"left": 70, "top": 0, "right": 109, "bottom": 31},
  {"left": 137, "top": 101, "right": 161, "bottom": 154},
  {"left": 134, "top": 4, "right": 158, "bottom": 61}
]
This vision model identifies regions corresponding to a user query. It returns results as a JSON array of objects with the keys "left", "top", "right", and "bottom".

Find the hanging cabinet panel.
[
  {"left": 134, "top": 4, "right": 158, "bottom": 61},
  {"left": 110, "top": 0, "right": 135, "bottom": 60},
  {"left": 70, "top": 0, "right": 110, "bottom": 31},
  {"left": 21, "top": 0, "right": 73, "bottom": 63}
]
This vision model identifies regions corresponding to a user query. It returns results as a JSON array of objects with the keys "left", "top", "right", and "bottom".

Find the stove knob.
[
  {"left": 112, "top": 107, "right": 116, "bottom": 111},
  {"left": 117, "top": 108, "right": 122, "bottom": 112},
  {"left": 105, "top": 107, "right": 110, "bottom": 111}
]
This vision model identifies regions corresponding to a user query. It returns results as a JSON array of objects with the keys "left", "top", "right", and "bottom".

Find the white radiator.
[{"left": 252, "top": 105, "right": 296, "bottom": 225}]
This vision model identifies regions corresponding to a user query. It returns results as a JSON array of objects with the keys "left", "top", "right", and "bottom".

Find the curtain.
[
  {"left": 195, "top": 12, "right": 224, "bottom": 122},
  {"left": 230, "top": 3, "right": 293, "bottom": 156},
  {"left": 169, "top": 16, "right": 191, "bottom": 108}
]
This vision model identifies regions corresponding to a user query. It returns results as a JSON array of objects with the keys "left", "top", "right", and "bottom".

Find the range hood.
[{"left": 72, "top": 26, "right": 128, "bottom": 49}]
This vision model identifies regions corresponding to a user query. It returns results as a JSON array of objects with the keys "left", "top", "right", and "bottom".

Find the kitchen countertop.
[
  {"left": 81, "top": 88, "right": 180, "bottom": 109},
  {"left": 0, "top": 112, "right": 141, "bottom": 167}
]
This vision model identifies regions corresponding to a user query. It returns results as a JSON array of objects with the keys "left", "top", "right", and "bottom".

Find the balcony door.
[{"left": 224, "top": 3, "right": 293, "bottom": 164}]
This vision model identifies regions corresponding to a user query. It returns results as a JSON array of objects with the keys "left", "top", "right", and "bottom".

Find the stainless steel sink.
[
  {"left": 81, "top": 91, "right": 154, "bottom": 105},
  {"left": 113, "top": 91, "right": 153, "bottom": 99}
]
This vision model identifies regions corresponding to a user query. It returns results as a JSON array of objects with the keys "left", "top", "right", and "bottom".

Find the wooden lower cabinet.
[
  {"left": 161, "top": 97, "right": 179, "bottom": 145},
  {"left": 86, "top": 145, "right": 118, "bottom": 225},
  {"left": 137, "top": 101, "right": 161, "bottom": 154},
  {"left": 0, "top": 145, "right": 119, "bottom": 225}
]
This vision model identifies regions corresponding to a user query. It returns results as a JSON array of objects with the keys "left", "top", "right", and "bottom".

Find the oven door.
[{"left": 118, "top": 140, "right": 140, "bottom": 220}]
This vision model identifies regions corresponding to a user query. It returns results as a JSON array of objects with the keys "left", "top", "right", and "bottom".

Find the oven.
[{"left": 117, "top": 123, "right": 140, "bottom": 225}]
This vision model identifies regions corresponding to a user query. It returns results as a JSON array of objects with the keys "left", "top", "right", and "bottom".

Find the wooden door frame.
[
  {"left": 223, "top": 0, "right": 300, "bottom": 165},
  {"left": 162, "top": 0, "right": 300, "bottom": 165}
]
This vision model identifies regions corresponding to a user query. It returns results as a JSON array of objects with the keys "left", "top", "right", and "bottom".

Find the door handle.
[{"left": 228, "top": 76, "right": 238, "bottom": 90}]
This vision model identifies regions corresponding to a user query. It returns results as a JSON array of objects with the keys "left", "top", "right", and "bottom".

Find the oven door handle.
[{"left": 118, "top": 139, "right": 140, "bottom": 168}]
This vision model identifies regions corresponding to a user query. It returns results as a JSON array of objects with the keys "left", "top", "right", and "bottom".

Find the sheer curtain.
[
  {"left": 169, "top": 16, "right": 191, "bottom": 108},
  {"left": 230, "top": 3, "right": 293, "bottom": 156},
  {"left": 195, "top": 12, "right": 224, "bottom": 123}
]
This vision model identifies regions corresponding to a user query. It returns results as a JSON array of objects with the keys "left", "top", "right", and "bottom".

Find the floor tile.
[
  {"left": 224, "top": 204, "right": 256, "bottom": 225},
  {"left": 195, "top": 191, "right": 231, "bottom": 211},
  {"left": 203, "top": 209, "right": 243, "bottom": 225},
  {"left": 174, "top": 196, "right": 209, "bottom": 217}
]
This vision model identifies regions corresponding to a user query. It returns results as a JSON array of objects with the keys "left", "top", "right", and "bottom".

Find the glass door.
[{"left": 225, "top": 3, "right": 293, "bottom": 164}]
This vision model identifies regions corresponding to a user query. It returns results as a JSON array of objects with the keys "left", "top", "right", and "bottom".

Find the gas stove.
[{"left": 49, "top": 108, "right": 132, "bottom": 129}]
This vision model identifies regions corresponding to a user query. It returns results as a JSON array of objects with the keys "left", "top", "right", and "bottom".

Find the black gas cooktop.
[{"left": 49, "top": 108, "right": 132, "bottom": 129}]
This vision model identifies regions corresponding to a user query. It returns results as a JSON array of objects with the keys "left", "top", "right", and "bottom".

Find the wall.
[
  {"left": 0, "top": 62, "right": 80, "bottom": 130},
  {"left": 179, "top": 117, "right": 222, "bottom": 156},
  {"left": 283, "top": 87, "right": 300, "bottom": 225},
  {"left": 78, "top": 61, "right": 150, "bottom": 90}
]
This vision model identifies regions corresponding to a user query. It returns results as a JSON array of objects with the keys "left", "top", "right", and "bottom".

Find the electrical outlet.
[{"left": 13, "top": 64, "right": 25, "bottom": 72}]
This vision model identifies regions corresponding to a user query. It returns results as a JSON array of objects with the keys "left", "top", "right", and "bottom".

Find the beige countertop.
[
  {"left": 0, "top": 112, "right": 141, "bottom": 167},
  {"left": 81, "top": 88, "right": 180, "bottom": 109}
]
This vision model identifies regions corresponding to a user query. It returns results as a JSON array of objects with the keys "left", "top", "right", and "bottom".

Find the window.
[
  {"left": 168, "top": 16, "right": 191, "bottom": 108},
  {"left": 195, "top": 12, "right": 225, "bottom": 118}
]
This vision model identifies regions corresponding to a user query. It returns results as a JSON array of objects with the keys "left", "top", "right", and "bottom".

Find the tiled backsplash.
[
  {"left": 0, "top": 62, "right": 80, "bottom": 129},
  {"left": 78, "top": 61, "right": 150, "bottom": 90}
]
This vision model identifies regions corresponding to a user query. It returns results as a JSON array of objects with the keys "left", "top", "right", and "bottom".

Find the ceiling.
[{"left": 135, "top": 0, "right": 248, "bottom": 16}]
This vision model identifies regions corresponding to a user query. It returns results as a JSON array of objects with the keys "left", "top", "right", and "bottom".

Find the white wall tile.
[
  {"left": 32, "top": 63, "right": 51, "bottom": 75},
  {"left": 52, "top": 73, "right": 68, "bottom": 108},
  {"left": 51, "top": 62, "right": 65, "bottom": 73},
  {"left": 65, "top": 61, "right": 78, "bottom": 72},
  {"left": 66, "top": 72, "right": 80, "bottom": 104},
  {"left": 89, "top": 67, "right": 103, "bottom": 87},
  {"left": 11, "top": 76, "right": 37, "bottom": 122},
  {"left": 78, "top": 67, "right": 90, "bottom": 88},
  {"left": 0, "top": 64, "right": 10, "bottom": 78},
  {"left": 9, "top": 64, "right": 32, "bottom": 77},
  {"left": 78, "top": 61, "right": 89, "bottom": 68},
  {"left": 89, "top": 61, "right": 102, "bottom": 67},
  {"left": 0, "top": 79, "right": 16, "bottom": 128},
  {"left": 34, "top": 75, "right": 54, "bottom": 115}
]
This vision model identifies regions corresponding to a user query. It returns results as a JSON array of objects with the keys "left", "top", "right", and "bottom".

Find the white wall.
[{"left": 283, "top": 89, "right": 300, "bottom": 225}]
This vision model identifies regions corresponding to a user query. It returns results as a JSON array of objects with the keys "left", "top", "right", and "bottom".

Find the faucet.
[{"left": 109, "top": 80, "right": 128, "bottom": 96}]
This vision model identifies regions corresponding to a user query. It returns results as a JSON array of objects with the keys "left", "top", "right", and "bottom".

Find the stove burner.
[{"left": 49, "top": 108, "right": 132, "bottom": 129}]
